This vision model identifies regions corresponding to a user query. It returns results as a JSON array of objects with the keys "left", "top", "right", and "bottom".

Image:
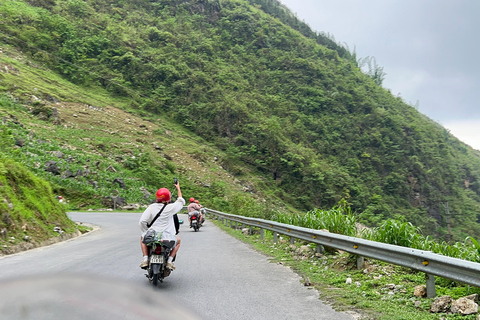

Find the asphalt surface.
[{"left": 0, "top": 212, "right": 354, "bottom": 320}]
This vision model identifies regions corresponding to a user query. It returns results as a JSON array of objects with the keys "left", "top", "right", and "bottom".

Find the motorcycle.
[
  {"left": 145, "top": 238, "right": 176, "bottom": 285},
  {"left": 191, "top": 211, "right": 201, "bottom": 232}
]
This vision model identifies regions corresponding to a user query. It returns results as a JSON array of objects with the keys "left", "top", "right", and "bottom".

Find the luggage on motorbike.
[{"left": 142, "top": 229, "right": 162, "bottom": 245}]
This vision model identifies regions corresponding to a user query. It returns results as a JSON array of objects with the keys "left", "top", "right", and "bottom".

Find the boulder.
[
  {"left": 430, "top": 295, "right": 452, "bottom": 313},
  {"left": 414, "top": 285, "right": 427, "bottom": 298},
  {"left": 44, "top": 161, "right": 61, "bottom": 175},
  {"left": 451, "top": 297, "right": 478, "bottom": 315}
]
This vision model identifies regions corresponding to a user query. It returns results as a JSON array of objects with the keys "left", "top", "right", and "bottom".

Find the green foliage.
[
  {"left": 363, "top": 218, "right": 423, "bottom": 247},
  {"left": 215, "top": 218, "right": 480, "bottom": 320},
  {"left": 1, "top": 0, "right": 480, "bottom": 243},
  {"left": 276, "top": 202, "right": 358, "bottom": 236},
  {"left": 0, "top": 153, "right": 77, "bottom": 251}
]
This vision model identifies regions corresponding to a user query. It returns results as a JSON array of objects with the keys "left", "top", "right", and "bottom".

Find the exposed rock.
[
  {"left": 53, "top": 227, "right": 63, "bottom": 234},
  {"left": 346, "top": 277, "right": 352, "bottom": 285},
  {"left": 122, "top": 204, "right": 140, "bottom": 210},
  {"left": 2, "top": 213, "right": 12, "bottom": 226},
  {"left": 303, "top": 276, "right": 312, "bottom": 286},
  {"left": 113, "top": 178, "right": 126, "bottom": 189},
  {"left": 430, "top": 295, "right": 452, "bottom": 313},
  {"left": 44, "top": 161, "right": 61, "bottom": 175},
  {"left": 297, "top": 245, "right": 310, "bottom": 255},
  {"left": 14, "top": 137, "right": 25, "bottom": 147},
  {"left": 61, "top": 169, "right": 75, "bottom": 179},
  {"left": 106, "top": 165, "right": 117, "bottom": 172},
  {"left": 414, "top": 285, "right": 427, "bottom": 298},
  {"left": 0, "top": 228, "right": 7, "bottom": 239},
  {"left": 102, "top": 196, "right": 126, "bottom": 208},
  {"left": 139, "top": 187, "right": 151, "bottom": 199},
  {"left": 45, "top": 95, "right": 59, "bottom": 103},
  {"left": 451, "top": 297, "right": 478, "bottom": 315},
  {"left": 52, "top": 151, "right": 64, "bottom": 158},
  {"left": 241, "top": 228, "right": 250, "bottom": 236},
  {"left": 386, "top": 284, "right": 396, "bottom": 290},
  {"left": 465, "top": 294, "right": 479, "bottom": 302},
  {"left": 88, "top": 180, "right": 98, "bottom": 189}
]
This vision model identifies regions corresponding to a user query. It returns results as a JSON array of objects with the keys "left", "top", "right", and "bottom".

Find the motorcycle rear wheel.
[{"left": 152, "top": 273, "right": 159, "bottom": 286}]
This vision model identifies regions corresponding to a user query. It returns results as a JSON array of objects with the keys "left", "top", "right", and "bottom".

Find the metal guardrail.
[{"left": 205, "top": 208, "right": 480, "bottom": 298}]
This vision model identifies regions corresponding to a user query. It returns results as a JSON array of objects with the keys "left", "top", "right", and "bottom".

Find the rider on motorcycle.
[
  {"left": 187, "top": 197, "right": 203, "bottom": 228},
  {"left": 195, "top": 200, "right": 206, "bottom": 224},
  {"left": 139, "top": 182, "right": 185, "bottom": 270}
]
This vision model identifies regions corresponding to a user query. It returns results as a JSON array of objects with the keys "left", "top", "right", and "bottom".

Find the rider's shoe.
[
  {"left": 139, "top": 260, "right": 148, "bottom": 269},
  {"left": 166, "top": 262, "right": 176, "bottom": 270},
  {"left": 164, "top": 268, "right": 171, "bottom": 277}
]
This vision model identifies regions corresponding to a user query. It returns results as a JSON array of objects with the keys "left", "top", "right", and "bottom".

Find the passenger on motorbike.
[
  {"left": 187, "top": 197, "right": 202, "bottom": 228},
  {"left": 139, "top": 182, "right": 185, "bottom": 270},
  {"left": 195, "top": 200, "right": 206, "bottom": 224}
]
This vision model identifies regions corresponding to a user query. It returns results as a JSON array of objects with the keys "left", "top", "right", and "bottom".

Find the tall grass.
[
  {"left": 362, "top": 219, "right": 423, "bottom": 247},
  {"left": 276, "top": 204, "right": 358, "bottom": 237},
  {"left": 269, "top": 202, "right": 480, "bottom": 263}
]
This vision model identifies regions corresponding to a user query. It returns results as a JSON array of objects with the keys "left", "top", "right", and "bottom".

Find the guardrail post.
[
  {"left": 249, "top": 226, "right": 252, "bottom": 235},
  {"left": 273, "top": 231, "right": 278, "bottom": 244},
  {"left": 235, "top": 221, "right": 239, "bottom": 229},
  {"left": 290, "top": 237, "right": 295, "bottom": 244},
  {"left": 316, "top": 245, "right": 324, "bottom": 254},
  {"left": 356, "top": 256, "right": 364, "bottom": 270},
  {"left": 260, "top": 229, "right": 265, "bottom": 240},
  {"left": 426, "top": 274, "right": 436, "bottom": 298}
]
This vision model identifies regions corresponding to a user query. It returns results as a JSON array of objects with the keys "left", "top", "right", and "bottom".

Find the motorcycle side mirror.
[{"left": 179, "top": 220, "right": 184, "bottom": 224}]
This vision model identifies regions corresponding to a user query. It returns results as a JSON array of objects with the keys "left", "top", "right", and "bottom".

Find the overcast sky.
[{"left": 279, "top": 0, "right": 480, "bottom": 150}]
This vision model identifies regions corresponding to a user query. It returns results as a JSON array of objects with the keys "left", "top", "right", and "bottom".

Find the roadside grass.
[
  {"left": 0, "top": 154, "right": 78, "bottom": 251},
  {"left": 209, "top": 216, "right": 480, "bottom": 320}
]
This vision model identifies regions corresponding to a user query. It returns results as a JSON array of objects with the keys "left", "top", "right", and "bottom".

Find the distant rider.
[
  {"left": 139, "top": 181, "right": 185, "bottom": 270},
  {"left": 187, "top": 197, "right": 203, "bottom": 228},
  {"left": 195, "top": 200, "right": 206, "bottom": 224}
]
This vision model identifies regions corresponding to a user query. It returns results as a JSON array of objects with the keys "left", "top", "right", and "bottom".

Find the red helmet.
[
  {"left": 195, "top": 200, "right": 199, "bottom": 204},
  {"left": 156, "top": 188, "right": 171, "bottom": 202},
  {"left": 189, "top": 198, "right": 195, "bottom": 203}
]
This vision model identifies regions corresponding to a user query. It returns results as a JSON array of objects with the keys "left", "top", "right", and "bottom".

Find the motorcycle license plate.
[{"left": 150, "top": 255, "right": 164, "bottom": 264}]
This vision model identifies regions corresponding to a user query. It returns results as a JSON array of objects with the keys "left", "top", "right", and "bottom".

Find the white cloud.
[{"left": 443, "top": 120, "right": 480, "bottom": 150}]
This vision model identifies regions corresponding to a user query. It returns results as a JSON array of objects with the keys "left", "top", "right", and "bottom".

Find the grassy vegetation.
[
  {"left": 2, "top": 0, "right": 480, "bottom": 243},
  {"left": 0, "top": 154, "right": 78, "bottom": 252},
  {"left": 210, "top": 215, "right": 480, "bottom": 319}
]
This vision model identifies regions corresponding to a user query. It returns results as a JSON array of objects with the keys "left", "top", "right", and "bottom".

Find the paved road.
[{"left": 0, "top": 212, "right": 353, "bottom": 320}]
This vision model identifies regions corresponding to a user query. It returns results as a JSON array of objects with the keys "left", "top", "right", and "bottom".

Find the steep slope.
[
  {"left": 0, "top": 154, "right": 79, "bottom": 254},
  {"left": 1, "top": 0, "right": 480, "bottom": 241}
]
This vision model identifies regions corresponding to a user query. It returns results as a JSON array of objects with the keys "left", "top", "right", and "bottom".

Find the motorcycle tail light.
[
  {"left": 192, "top": 216, "right": 196, "bottom": 219},
  {"left": 154, "top": 246, "right": 162, "bottom": 254}
]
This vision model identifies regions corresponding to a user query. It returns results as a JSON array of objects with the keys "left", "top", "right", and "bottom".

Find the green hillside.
[
  {"left": 0, "top": 154, "right": 78, "bottom": 252},
  {"left": 1, "top": 0, "right": 480, "bottom": 242}
]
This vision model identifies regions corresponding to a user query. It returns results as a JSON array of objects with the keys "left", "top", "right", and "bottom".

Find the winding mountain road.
[{"left": 0, "top": 212, "right": 354, "bottom": 320}]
